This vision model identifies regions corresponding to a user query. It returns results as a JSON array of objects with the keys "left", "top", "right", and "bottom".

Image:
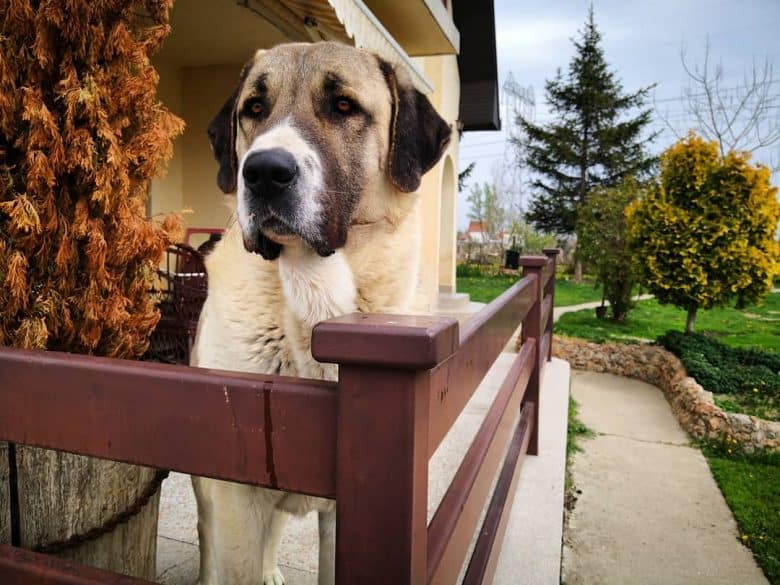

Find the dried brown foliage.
[{"left": 0, "top": 0, "right": 184, "bottom": 357}]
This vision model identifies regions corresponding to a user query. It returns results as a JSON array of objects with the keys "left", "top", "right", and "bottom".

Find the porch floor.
[{"left": 155, "top": 356, "right": 571, "bottom": 585}]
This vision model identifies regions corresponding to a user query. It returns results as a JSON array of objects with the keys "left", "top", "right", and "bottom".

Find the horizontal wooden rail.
[
  {"left": 427, "top": 339, "right": 535, "bottom": 584},
  {"left": 427, "top": 277, "right": 535, "bottom": 455},
  {"left": 0, "top": 348, "right": 338, "bottom": 497},
  {"left": 0, "top": 544, "right": 153, "bottom": 584},
  {"left": 462, "top": 404, "right": 533, "bottom": 585},
  {"left": 459, "top": 275, "right": 535, "bottom": 345}
]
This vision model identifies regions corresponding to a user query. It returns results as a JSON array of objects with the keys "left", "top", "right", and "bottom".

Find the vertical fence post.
[
  {"left": 311, "top": 314, "right": 459, "bottom": 585},
  {"left": 543, "top": 248, "right": 560, "bottom": 362},
  {"left": 519, "top": 256, "right": 546, "bottom": 456}
]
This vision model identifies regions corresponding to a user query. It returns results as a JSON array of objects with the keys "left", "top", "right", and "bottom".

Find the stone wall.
[{"left": 551, "top": 336, "right": 779, "bottom": 452}]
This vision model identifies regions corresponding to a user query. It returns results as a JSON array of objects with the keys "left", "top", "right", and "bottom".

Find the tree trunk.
[
  {"left": 574, "top": 260, "right": 583, "bottom": 284},
  {"left": 686, "top": 307, "right": 698, "bottom": 333},
  {"left": 0, "top": 447, "right": 159, "bottom": 579}
]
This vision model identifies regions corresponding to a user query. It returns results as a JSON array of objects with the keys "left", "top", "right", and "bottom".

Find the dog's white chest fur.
[
  {"left": 277, "top": 246, "right": 356, "bottom": 380},
  {"left": 192, "top": 226, "right": 357, "bottom": 382}
]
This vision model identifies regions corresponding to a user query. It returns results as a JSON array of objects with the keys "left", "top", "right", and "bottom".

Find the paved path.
[
  {"left": 553, "top": 294, "right": 654, "bottom": 323},
  {"left": 562, "top": 370, "right": 768, "bottom": 585}
]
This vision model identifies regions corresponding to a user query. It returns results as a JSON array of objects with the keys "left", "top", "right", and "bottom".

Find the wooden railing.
[{"left": 0, "top": 249, "right": 559, "bottom": 584}]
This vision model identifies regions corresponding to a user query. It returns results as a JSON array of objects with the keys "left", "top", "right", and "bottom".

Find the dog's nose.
[{"left": 242, "top": 149, "right": 298, "bottom": 197}]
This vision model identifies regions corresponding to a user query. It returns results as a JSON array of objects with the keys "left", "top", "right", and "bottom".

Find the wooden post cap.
[
  {"left": 311, "top": 313, "right": 459, "bottom": 369},
  {"left": 518, "top": 256, "right": 547, "bottom": 268}
]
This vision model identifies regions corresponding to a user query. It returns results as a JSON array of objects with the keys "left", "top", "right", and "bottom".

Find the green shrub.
[
  {"left": 576, "top": 178, "right": 641, "bottom": 322},
  {"left": 657, "top": 331, "right": 779, "bottom": 399}
]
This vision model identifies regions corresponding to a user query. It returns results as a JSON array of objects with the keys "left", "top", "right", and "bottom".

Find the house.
[
  {"left": 147, "top": 0, "right": 500, "bottom": 313},
  {"left": 464, "top": 220, "right": 490, "bottom": 243}
]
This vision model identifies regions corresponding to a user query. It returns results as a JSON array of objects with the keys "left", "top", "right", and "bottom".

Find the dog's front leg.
[
  {"left": 318, "top": 508, "right": 336, "bottom": 585},
  {"left": 261, "top": 508, "right": 289, "bottom": 585},
  {"left": 193, "top": 476, "right": 282, "bottom": 585}
]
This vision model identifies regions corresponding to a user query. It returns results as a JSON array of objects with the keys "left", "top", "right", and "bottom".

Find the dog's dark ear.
[
  {"left": 379, "top": 59, "right": 452, "bottom": 193},
  {"left": 208, "top": 89, "right": 239, "bottom": 194}
]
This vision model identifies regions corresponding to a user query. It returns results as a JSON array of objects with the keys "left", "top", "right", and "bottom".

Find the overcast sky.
[{"left": 457, "top": 0, "right": 780, "bottom": 230}]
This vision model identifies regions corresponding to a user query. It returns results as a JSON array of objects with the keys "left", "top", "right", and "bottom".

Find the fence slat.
[
  {"left": 428, "top": 277, "right": 535, "bottom": 456},
  {"left": 0, "top": 544, "right": 153, "bottom": 584},
  {"left": 427, "top": 340, "right": 535, "bottom": 585},
  {"left": 461, "top": 404, "right": 533, "bottom": 585},
  {"left": 542, "top": 250, "right": 559, "bottom": 361},
  {"left": 312, "top": 315, "right": 460, "bottom": 585},
  {"left": 0, "top": 348, "right": 338, "bottom": 497},
  {"left": 540, "top": 293, "right": 553, "bottom": 337},
  {"left": 518, "top": 256, "right": 546, "bottom": 456},
  {"left": 540, "top": 332, "right": 552, "bottom": 378}
]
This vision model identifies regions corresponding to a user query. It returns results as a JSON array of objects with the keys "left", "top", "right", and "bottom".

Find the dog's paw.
[{"left": 263, "top": 567, "right": 285, "bottom": 585}]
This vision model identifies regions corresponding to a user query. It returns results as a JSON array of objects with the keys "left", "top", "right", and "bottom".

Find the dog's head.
[{"left": 207, "top": 42, "right": 451, "bottom": 260}]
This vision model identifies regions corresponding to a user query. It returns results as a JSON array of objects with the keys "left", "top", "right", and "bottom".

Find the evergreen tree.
[{"left": 514, "top": 6, "right": 657, "bottom": 237}]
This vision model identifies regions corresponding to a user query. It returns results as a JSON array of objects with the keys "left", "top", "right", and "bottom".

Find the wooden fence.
[{"left": 0, "top": 249, "right": 559, "bottom": 584}]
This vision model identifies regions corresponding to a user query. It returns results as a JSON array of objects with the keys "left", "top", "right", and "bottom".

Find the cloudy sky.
[{"left": 457, "top": 0, "right": 780, "bottom": 230}]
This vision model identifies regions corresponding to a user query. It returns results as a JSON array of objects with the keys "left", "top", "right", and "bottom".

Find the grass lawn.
[
  {"left": 456, "top": 274, "right": 603, "bottom": 307},
  {"left": 555, "top": 293, "right": 780, "bottom": 350},
  {"left": 702, "top": 445, "right": 780, "bottom": 584}
]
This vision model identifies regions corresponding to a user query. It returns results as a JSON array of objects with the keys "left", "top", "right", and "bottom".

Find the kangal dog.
[{"left": 190, "top": 42, "right": 451, "bottom": 585}]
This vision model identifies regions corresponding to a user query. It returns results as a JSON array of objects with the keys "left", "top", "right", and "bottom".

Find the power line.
[{"left": 525, "top": 79, "right": 780, "bottom": 110}]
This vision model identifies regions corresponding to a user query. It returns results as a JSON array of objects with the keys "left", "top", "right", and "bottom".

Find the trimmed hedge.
[{"left": 657, "top": 331, "right": 779, "bottom": 399}]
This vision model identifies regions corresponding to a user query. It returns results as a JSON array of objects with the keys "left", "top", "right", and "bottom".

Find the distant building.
[{"left": 464, "top": 220, "right": 489, "bottom": 242}]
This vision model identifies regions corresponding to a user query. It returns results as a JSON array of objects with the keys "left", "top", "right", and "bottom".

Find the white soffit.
[{"left": 244, "top": 0, "right": 435, "bottom": 94}]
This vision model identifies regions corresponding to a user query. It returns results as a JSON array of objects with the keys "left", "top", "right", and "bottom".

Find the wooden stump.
[
  {"left": 0, "top": 443, "right": 10, "bottom": 544},
  {"left": 0, "top": 445, "right": 160, "bottom": 580}
]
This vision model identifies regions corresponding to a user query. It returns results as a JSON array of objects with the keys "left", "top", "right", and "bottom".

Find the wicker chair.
[{"left": 145, "top": 244, "right": 208, "bottom": 364}]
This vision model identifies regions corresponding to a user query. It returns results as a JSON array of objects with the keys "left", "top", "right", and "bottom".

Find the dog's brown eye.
[
  {"left": 335, "top": 98, "right": 352, "bottom": 114},
  {"left": 248, "top": 100, "right": 263, "bottom": 115}
]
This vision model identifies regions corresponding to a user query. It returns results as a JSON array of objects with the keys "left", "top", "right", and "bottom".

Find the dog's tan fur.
[{"left": 191, "top": 42, "right": 450, "bottom": 585}]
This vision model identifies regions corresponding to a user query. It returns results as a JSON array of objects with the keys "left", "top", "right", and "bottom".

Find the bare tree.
[{"left": 659, "top": 41, "right": 780, "bottom": 167}]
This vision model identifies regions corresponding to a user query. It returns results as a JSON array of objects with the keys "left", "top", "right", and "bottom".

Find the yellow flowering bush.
[{"left": 627, "top": 133, "right": 779, "bottom": 332}]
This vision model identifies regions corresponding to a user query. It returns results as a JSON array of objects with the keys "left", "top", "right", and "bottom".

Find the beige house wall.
[
  {"left": 180, "top": 65, "right": 242, "bottom": 232},
  {"left": 149, "top": 61, "right": 184, "bottom": 221},
  {"left": 149, "top": 64, "right": 242, "bottom": 237},
  {"left": 413, "top": 54, "right": 461, "bottom": 312}
]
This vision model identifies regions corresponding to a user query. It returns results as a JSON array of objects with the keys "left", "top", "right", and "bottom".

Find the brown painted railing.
[{"left": 0, "top": 250, "right": 559, "bottom": 584}]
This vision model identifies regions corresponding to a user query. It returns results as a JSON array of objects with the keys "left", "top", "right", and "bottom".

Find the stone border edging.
[{"left": 549, "top": 336, "right": 779, "bottom": 452}]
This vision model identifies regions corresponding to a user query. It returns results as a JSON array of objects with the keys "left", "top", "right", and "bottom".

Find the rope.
[{"left": 33, "top": 469, "right": 169, "bottom": 554}]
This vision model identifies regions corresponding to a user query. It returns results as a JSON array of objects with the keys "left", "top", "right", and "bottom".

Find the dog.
[{"left": 190, "top": 42, "right": 451, "bottom": 585}]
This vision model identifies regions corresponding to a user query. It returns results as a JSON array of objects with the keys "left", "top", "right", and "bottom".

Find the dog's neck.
[
  {"left": 277, "top": 245, "right": 357, "bottom": 329},
  {"left": 276, "top": 204, "right": 420, "bottom": 380}
]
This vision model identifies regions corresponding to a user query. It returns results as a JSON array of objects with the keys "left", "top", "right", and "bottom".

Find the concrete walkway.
[
  {"left": 562, "top": 370, "right": 768, "bottom": 585},
  {"left": 553, "top": 294, "right": 654, "bottom": 323}
]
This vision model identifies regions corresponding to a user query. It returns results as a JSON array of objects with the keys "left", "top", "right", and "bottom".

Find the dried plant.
[{"left": 0, "top": 0, "right": 184, "bottom": 358}]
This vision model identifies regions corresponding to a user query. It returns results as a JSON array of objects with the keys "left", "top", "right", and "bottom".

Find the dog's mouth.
[
  {"left": 244, "top": 213, "right": 336, "bottom": 258},
  {"left": 260, "top": 217, "right": 296, "bottom": 239}
]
